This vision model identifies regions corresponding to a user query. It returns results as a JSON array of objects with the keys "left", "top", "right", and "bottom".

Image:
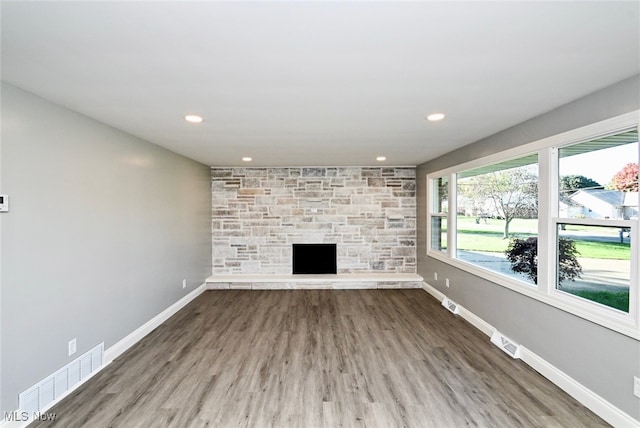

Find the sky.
[{"left": 559, "top": 142, "right": 638, "bottom": 186}]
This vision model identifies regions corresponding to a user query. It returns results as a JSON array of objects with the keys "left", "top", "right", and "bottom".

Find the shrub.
[{"left": 505, "top": 237, "right": 582, "bottom": 286}]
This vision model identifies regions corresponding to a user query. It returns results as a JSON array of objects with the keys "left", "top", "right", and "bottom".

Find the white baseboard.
[
  {"left": 519, "top": 347, "right": 640, "bottom": 428},
  {"left": 1, "top": 283, "right": 208, "bottom": 428},
  {"left": 458, "top": 304, "right": 495, "bottom": 337},
  {"left": 4, "top": 283, "right": 636, "bottom": 427},
  {"left": 423, "top": 281, "right": 494, "bottom": 337},
  {"left": 421, "top": 281, "right": 640, "bottom": 428},
  {"left": 104, "top": 283, "right": 207, "bottom": 363},
  {"left": 422, "top": 281, "right": 446, "bottom": 301}
]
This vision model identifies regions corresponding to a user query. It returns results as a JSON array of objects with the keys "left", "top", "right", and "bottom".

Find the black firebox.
[{"left": 292, "top": 244, "right": 337, "bottom": 274}]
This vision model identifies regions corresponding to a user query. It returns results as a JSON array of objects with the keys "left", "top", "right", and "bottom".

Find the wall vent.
[
  {"left": 490, "top": 330, "right": 521, "bottom": 359},
  {"left": 441, "top": 297, "right": 460, "bottom": 315},
  {"left": 19, "top": 343, "right": 103, "bottom": 417}
]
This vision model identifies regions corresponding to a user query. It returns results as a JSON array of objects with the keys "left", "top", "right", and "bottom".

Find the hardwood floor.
[{"left": 31, "top": 290, "right": 609, "bottom": 427}]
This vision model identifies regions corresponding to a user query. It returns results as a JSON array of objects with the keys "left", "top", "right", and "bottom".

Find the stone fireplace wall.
[{"left": 211, "top": 167, "right": 416, "bottom": 275}]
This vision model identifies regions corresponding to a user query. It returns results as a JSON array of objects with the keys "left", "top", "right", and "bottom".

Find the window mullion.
[
  {"left": 448, "top": 173, "right": 457, "bottom": 258},
  {"left": 537, "top": 147, "right": 557, "bottom": 294},
  {"left": 630, "top": 124, "right": 640, "bottom": 323},
  {"left": 629, "top": 221, "right": 638, "bottom": 323},
  {"left": 426, "top": 177, "right": 433, "bottom": 255}
]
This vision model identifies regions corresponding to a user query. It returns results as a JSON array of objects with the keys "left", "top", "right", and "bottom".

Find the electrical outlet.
[
  {"left": 634, "top": 376, "right": 640, "bottom": 398},
  {"left": 68, "top": 338, "right": 77, "bottom": 356},
  {"left": 445, "top": 278, "right": 450, "bottom": 287},
  {"left": 434, "top": 272, "right": 438, "bottom": 281},
  {"left": 182, "top": 279, "right": 187, "bottom": 289}
]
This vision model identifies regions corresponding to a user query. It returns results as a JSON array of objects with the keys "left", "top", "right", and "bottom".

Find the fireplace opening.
[{"left": 292, "top": 243, "right": 337, "bottom": 275}]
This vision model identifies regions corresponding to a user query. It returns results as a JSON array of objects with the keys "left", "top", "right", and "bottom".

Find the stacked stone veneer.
[{"left": 211, "top": 167, "right": 416, "bottom": 275}]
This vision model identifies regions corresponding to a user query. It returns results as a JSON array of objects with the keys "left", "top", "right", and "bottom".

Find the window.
[
  {"left": 427, "top": 112, "right": 639, "bottom": 338},
  {"left": 555, "top": 223, "right": 631, "bottom": 312},
  {"left": 554, "top": 129, "right": 638, "bottom": 313},
  {"left": 429, "top": 176, "right": 448, "bottom": 253},
  {"left": 456, "top": 155, "right": 539, "bottom": 284}
]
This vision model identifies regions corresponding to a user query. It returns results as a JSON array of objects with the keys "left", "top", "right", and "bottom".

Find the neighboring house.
[
  {"left": 558, "top": 195, "right": 584, "bottom": 218},
  {"left": 625, "top": 192, "right": 640, "bottom": 219},
  {"left": 563, "top": 189, "right": 639, "bottom": 219}
]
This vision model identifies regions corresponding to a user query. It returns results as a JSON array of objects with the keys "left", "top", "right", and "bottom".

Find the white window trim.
[
  {"left": 427, "top": 111, "right": 640, "bottom": 339},
  {"left": 428, "top": 213, "right": 448, "bottom": 254},
  {"left": 551, "top": 218, "right": 638, "bottom": 323}
]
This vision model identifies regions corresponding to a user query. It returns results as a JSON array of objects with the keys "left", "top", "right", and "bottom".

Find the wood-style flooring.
[{"left": 31, "top": 289, "right": 609, "bottom": 427}]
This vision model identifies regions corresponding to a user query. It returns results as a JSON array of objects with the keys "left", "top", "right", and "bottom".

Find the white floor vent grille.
[
  {"left": 441, "top": 297, "right": 460, "bottom": 315},
  {"left": 490, "top": 330, "right": 521, "bottom": 359},
  {"left": 19, "top": 343, "right": 103, "bottom": 417}
]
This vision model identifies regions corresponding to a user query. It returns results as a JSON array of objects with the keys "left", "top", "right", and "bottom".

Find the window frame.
[
  {"left": 427, "top": 175, "right": 453, "bottom": 254},
  {"left": 454, "top": 152, "right": 540, "bottom": 287},
  {"left": 426, "top": 111, "right": 640, "bottom": 339}
]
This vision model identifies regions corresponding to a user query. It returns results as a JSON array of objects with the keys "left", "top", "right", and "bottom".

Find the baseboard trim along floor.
[
  {"left": 421, "top": 281, "right": 640, "bottom": 428},
  {"left": 4, "top": 282, "right": 635, "bottom": 427},
  {"left": 1, "top": 283, "right": 208, "bottom": 428},
  {"left": 104, "top": 283, "right": 208, "bottom": 364}
]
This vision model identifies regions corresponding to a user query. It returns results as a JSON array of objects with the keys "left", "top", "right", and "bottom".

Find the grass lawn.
[
  {"left": 565, "top": 289, "right": 629, "bottom": 312},
  {"left": 455, "top": 216, "right": 630, "bottom": 260},
  {"left": 573, "top": 240, "right": 631, "bottom": 260},
  {"left": 456, "top": 216, "right": 535, "bottom": 252}
]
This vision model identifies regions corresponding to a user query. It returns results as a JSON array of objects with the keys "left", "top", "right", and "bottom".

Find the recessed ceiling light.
[
  {"left": 376, "top": 156, "right": 386, "bottom": 161},
  {"left": 184, "top": 115, "right": 203, "bottom": 123},
  {"left": 242, "top": 157, "right": 252, "bottom": 162},
  {"left": 427, "top": 113, "right": 445, "bottom": 122}
]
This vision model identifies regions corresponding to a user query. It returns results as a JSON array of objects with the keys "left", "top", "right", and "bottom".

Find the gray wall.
[
  {"left": 417, "top": 74, "right": 640, "bottom": 419},
  {"left": 0, "top": 83, "right": 212, "bottom": 413}
]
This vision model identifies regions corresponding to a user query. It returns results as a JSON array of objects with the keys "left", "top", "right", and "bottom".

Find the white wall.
[{"left": 0, "top": 83, "right": 212, "bottom": 414}]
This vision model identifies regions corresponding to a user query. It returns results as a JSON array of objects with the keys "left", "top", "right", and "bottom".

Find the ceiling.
[{"left": 2, "top": 1, "right": 638, "bottom": 167}]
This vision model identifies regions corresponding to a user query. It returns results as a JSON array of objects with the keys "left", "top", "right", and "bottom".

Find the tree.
[
  {"left": 505, "top": 237, "right": 582, "bottom": 286},
  {"left": 436, "top": 176, "right": 448, "bottom": 213},
  {"left": 460, "top": 168, "right": 538, "bottom": 239},
  {"left": 607, "top": 163, "right": 638, "bottom": 192},
  {"left": 559, "top": 175, "right": 601, "bottom": 195}
]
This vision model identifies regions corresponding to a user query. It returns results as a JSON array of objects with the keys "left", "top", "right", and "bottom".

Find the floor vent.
[
  {"left": 19, "top": 343, "right": 103, "bottom": 417},
  {"left": 490, "top": 330, "right": 521, "bottom": 359},
  {"left": 442, "top": 297, "right": 460, "bottom": 315}
]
